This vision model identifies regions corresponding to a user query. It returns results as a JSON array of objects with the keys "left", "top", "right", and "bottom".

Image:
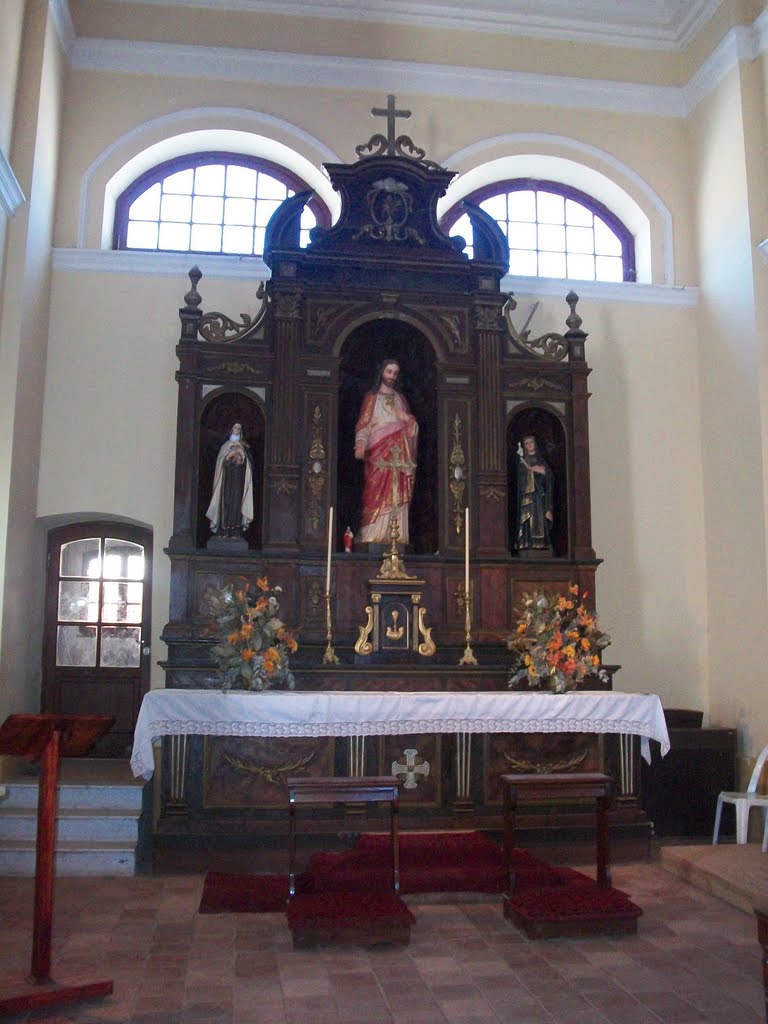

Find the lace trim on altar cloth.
[
  {"left": 144, "top": 715, "right": 651, "bottom": 737},
  {"left": 130, "top": 715, "right": 657, "bottom": 780}
]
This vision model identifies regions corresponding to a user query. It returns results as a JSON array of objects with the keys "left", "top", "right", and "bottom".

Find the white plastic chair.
[{"left": 712, "top": 741, "right": 768, "bottom": 846}]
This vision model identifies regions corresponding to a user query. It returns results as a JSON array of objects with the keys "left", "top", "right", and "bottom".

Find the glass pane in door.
[
  {"left": 100, "top": 626, "right": 141, "bottom": 667},
  {"left": 56, "top": 624, "right": 97, "bottom": 666},
  {"left": 60, "top": 537, "right": 101, "bottom": 578}
]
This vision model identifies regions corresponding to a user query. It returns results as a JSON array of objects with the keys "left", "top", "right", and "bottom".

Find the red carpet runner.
[{"left": 198, "top": 830, "right": 642, "bottom": 938}]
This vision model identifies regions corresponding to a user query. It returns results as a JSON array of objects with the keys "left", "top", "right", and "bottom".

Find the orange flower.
[
  {"left": 227, "top": 631, "right": 241, "bottom": 645},
  {"left": 240, "top": 623, "right": 254, "bottom": 638},
  {"left": 592, "top": 655, "right": 600, "bottom": 666},
  {"left": 277, "top": 628, "right": 298, "bottom": 653},
  {"left": 253, "top": 597, "right": 268, "bottom": 613},
  {"left": 262, "top": 646, "right": 280, "bottom": 673},
  {"left": 256, "top": 576, "right": 269, "bottom": 592},
  {"left": 569, "top": 583, "right": 579, "bottom": 595},
  {"left": 241, "top": 648, "right": 255, "bottom": 661},
  {"left": 580, "top": 637, "right": 591, "bottom": 651}
]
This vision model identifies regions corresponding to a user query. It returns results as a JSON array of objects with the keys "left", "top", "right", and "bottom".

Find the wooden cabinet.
[{"left": 640, "top": 727, "right": 736, "bottom": 837}]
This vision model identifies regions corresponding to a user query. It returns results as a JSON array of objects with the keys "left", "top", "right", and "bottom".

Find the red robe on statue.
[{"left": 354, "top": 389, "right": 418, "bottom": 544}]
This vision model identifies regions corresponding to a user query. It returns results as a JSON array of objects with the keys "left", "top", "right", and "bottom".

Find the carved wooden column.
[
  {"left": 474, "top": 299, "right": 507, "bottom": 557},
  {"left": 169, "top": 268, "right": 203, "bottom": 552},
  {"left": 565, "top": 294, "right": 596, "bottom": 562},
  {"left": 266, "top": 288, "right": 302, "bottom": 550}
]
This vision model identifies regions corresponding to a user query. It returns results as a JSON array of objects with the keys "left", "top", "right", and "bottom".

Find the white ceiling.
[{"left": 99, "top": 0, "right": 727, "bottom": 50}]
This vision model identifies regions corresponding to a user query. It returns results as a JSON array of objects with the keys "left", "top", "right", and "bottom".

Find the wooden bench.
[{"left": 500, "top": 772, "right": 613, "bottom": 889}]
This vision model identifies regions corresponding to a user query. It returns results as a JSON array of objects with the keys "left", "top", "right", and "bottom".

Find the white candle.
[
  {"left": 326, "top": 506, "right": 334, "bottom": 594},
  {"left": 464, "top": 506, "right": 470, "bottom": 600}
]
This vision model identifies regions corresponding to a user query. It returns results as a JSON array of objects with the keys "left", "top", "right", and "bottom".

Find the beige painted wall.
[
  {"left": 0, "top": 0, "right": 24, "bottom": 154},
  {"left": 0, "top": 2, "right": 65, "bottom": 724},
  {"left": 689, "top": 64, "right": 768, "bottom": 770}
]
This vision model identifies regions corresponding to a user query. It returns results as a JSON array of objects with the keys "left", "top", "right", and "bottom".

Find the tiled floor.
[{"left": 0, "top": 859, "right": 765, "bottom": 1023}]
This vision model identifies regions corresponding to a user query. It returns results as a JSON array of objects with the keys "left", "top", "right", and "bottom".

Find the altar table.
[{"left": 130, "top": 689, "right": 670, "bottom": 781}]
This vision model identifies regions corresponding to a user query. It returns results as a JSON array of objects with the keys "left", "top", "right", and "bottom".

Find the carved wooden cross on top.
[{"left": 371, "top": 95, "right": 412, "bottom": 155}]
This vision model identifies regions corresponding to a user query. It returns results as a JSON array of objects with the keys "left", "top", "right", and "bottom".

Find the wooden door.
[{"left": 42, "top": 523, "right": 153, "bottom": 757}]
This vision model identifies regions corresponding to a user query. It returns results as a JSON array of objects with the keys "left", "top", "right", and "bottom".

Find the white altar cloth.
[{"left": 130, "top": 689, "right": 670, "bottom": 780}]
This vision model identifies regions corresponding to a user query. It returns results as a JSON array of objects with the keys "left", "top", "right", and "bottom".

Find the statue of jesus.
[{"left": 354, "top": 359, "right": 418, "bottom": 544}]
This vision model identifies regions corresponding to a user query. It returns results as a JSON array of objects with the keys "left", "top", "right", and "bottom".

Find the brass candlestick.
[
  {"left": 323, "top": 591, "right": 339, "bottom": 664},
  {"left": 458, "top": 584, "right": 477, "bottom": 665}
]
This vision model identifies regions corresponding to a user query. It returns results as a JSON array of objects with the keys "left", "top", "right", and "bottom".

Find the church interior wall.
[
  {"left": 688, "top": 62, "right": 768, "bottom": 775},
  {"left": 0, "top": 0, "right": 65, "bottom": 726},
  {"left": 5, "top": 1, "right": 768, "bottom": 783},
  {"left": 0, "top": 0, "right": 24, "bottom": 155}
]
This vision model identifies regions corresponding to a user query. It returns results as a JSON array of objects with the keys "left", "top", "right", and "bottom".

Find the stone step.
[
  {"left": 0, "top": 839, "right": 137, "bottom": 877},
  {"left": 0, "top": 761, "right": 144, "bottom": 876},
  {"left": 0, "top": 780, "right": 144, "bottom": 812},
  {"left": 0, "top": 807, "right": 139, "bottom": 843}
]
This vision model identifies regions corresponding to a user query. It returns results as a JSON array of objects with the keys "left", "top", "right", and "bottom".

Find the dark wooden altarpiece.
[{"left": 154, "top": 100, "right": 649, "bottom": 864}]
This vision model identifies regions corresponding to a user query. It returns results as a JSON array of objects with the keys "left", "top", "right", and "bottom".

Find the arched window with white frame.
[
  {"left": 443, "top": 179, "right": 636, "bottom": 283},
  {"left": 113, "top": 151, "right": 330, "bottom": 257}
]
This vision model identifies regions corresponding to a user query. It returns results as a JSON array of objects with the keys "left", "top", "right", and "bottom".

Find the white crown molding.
[
  {"left": 52, "top": 247, "right": 698, "bottom": 306},
  {"left": 70, "top": 38, "right": 686, "bottom": 118},
  {"left": 82, "top": 0, "right": 722, "bottom": 52},
  {"left": 682, "top": 24, "right": 759, "bottom": 113},
  {"left": 52, "top": 247, "right": 271, "bottom": 280},
  {"left": 503, "top": 275, "right": 698, "bottom": 307},
  {"left": 0, "top": 149, "right": 25, "bottom": 217}
]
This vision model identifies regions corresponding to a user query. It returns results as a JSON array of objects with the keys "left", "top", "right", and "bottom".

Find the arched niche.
[
  {"left": 198, "top": 391, "right": 266, "bottom": 550},
  {"left": 336, "top": 319, "right": 438, "bottom": 555},
  {"left": 507, "top": 406, "right": 568, "bottom": 558}
]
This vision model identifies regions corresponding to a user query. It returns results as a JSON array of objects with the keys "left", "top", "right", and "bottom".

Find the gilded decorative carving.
[
  {"left": 353, "top": 178, "right": 426, "bottom": 245},
  {"left": 207, "top": 361, "right": 256, "bottom": 378},
  {"left": 513, "top": 376, "right": 566, "bottom": 392},
  {"left": 274, "top": 292, "right": 302, "bottom": 320},
  {"left": 417, "top": 606, "right": 436, "bottom": 657},
  {"left": 503, "top": 747, "right": 588, "bottom": 774},
  {"left": 306, "top": 405, "right": 327, "bottom": 531},
  {"left": 223, "top": 751, "right": 315, "bottom": 785},
  {"left": 473, "top": 304, "right": 503, "bottom": 331},
  {"left": 439, "top": 312, "right": 463, "bottom": 353},
  {"left": 271, "top": 478, "right": 298, "bottom": 496},
  {"left": 448, "top": 414, "right": 466, "bottom": 534},
  {"left": 199, "top": 282, "right": 268, "bottom": 343},
  {"left": 309, "top": 304, "right": 337, "bottom": 341},
  {"left": 307, "top": 578, "right": 324, "bottom": 612},
  {"left": 354, "top": 606, "right": 374, "bottom": 655},
  {"left": 480, "top": 485, "right": 505, "bottom": 503},
  {"left": 503, "top": 292, "right": 569, "bottom": 362}
]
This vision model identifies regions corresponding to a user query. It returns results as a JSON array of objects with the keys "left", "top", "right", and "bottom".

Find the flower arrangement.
[
  {"left": 507, "top": 584, "right": 610, "bottom": 694},
  {"left": 206, "top": 576, "right": 298, "bottom": 691}
]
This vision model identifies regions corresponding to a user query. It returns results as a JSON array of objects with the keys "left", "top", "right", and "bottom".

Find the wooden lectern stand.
[{"left": 0, "top": 714, "right": 115, "bottom": 1017}]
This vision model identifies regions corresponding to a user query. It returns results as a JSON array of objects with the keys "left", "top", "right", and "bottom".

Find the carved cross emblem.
[
  {"left": 392, "top": 748, "right": 430, "bottom": 790},
  {"left": 371, "top": 95, "right": 412, "bottom": 154}
]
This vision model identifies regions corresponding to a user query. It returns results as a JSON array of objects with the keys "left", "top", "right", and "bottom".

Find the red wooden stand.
[{"left": 0, "top": 714, "right": 115, "bottom": 1017}]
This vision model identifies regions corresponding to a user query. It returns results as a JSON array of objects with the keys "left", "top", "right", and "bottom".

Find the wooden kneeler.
[
  {"left": 0, "top": 714, "right": 115, "bottom": 1017},
  {"left": 500, "top": 772, "right": 641, "bottom": 939},
  {"left": 285, "top": 776, "right": 413, "bottom": 948}
]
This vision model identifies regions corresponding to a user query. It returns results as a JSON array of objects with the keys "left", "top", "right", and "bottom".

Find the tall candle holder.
[
  {"left": 323, "top": 590, "right": 339, "bottom": 665},
  {"left": 458, "top": 582, "right": 477, "bottom": 665},
  {"left": 322, "top": 505, "right": 339, "bottom": 664}
]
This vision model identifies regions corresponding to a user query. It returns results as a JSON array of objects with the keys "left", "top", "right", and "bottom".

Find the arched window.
[
  {"left": 113, "top": 152, "right": 327, "bottom": 256},
  {"left": 444, "top": 179, "right": 636, "bottom": 283}
]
